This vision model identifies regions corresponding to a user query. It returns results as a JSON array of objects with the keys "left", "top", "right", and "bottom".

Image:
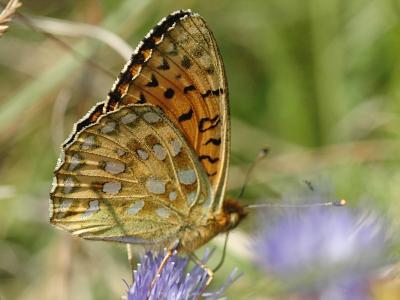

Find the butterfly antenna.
[
  {"left": 238, "top": 147, "right": 269, "bottom": 200},
  {"left": 213, "top": 230, "right": 230, "bottom": 272},
  {"left": 126, "top": 244, "right": 135, "bottom": 272},
  {"left": 245, "top": 199, "right": 347, "bottom": 209}
]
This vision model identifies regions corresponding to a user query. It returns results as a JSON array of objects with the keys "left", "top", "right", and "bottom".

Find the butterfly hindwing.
[
  {"left": 105, "top": 10, "right": 230, "bottom": 211},
  {"left": 50, "top": 104, "right": 211, "bottom": 244}
]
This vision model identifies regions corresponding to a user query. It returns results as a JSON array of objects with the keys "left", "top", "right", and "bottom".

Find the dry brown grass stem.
[{"left": 0, "top": 0, "right": 22, "bottom": 37}]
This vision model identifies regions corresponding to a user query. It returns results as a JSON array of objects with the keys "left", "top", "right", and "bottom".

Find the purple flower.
[
  {"left": 318, "top": 276, "right": 372, "bottom": 300},
  {"left": 127, "top": 249, "right": 240, "bottom": 300},
  {"left": 252, "top": 195, "right": 389, "bottom": 298}
]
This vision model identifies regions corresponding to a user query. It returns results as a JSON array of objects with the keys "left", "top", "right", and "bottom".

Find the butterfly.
[{"left": 49, "top": 9, "right": 247, "bottom": 253}]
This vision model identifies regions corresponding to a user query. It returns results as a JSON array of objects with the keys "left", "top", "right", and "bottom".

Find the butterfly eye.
[{"left": 228, "top": 213, "right": 240, "bottom": 229}]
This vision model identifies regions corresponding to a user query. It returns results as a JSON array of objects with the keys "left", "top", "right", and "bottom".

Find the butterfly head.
[{"left": 220, "top": 198, "right": 248, "bottom": 231}]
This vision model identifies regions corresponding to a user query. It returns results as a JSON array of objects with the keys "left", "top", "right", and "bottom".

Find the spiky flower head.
[{"left": 127, "top": 249, "right": 240, "bottom": 300}]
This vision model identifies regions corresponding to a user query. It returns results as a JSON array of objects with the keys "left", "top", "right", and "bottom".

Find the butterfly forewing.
[
  {"left": 105, "top": 10, "right": 230, "bottom": 211},
  {"left": 50, "top": 104, "right": 211, "bottom": 244},
  {"left": 50, "top": 10, "right": 232, "bottom": 248}
]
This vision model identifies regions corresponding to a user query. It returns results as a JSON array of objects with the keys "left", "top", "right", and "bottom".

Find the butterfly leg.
[
  {"left": 189, "top": 253, "right": 214, "bottom": 298},
  {"left": 126, "top": 244, "right": 135, "bottom": 271},
  {"left": 150, "top": 249, "right": 174, "bottom": 288}
]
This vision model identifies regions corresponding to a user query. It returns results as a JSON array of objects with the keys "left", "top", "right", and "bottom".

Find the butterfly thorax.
[{"left": 178, "top": 199, "right": 247, "bottom": 252}]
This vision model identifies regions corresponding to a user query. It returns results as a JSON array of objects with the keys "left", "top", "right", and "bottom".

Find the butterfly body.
[
  {"left": 50, "top": 10, "right": 245, "bottom": 253},
  {"left": 178, "top": 198, "right": 247, "bottom": 252}
]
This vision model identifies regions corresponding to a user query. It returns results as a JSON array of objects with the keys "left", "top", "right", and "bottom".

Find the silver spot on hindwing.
[
  {"left": 143, "top": 112, "right": 161, "bottom": 123},
  {"left": 60, "top": 199, "right": 73, "bottom": 211},
  {"left": 169, "top": 191, "right": 177, "bottom": 201},
  {"left": 156, "top": 207, "right": 170, "bottom": 218},
  {"left": 187, "top": 191, "right": 197, "bottom": 206},
  {"left": 127, "top": 200, "right": 145, "bottom": 215},
  {"left": 137, "top": 149, "right": 149, "bottom": 160},
  {"left": 68, "top": 153, "right": 81, "bottom": 171},
  {"left": 121, "top": 113, "right": 138, "bottom": 125},
  {"left": 63, "top": 177, "right": 75, "bottom": 194},
  {"left": 177, "top": 169, "right": 197, "bottom": 185},
  {"left": 102, "top": 181, "right": 122, "bottom": 195},
  {"left": 116, "top": 149, "right": 126, "bottom": 157},
  {"left": 170, "top": 139, "right": 182, "bottom": 156},
  {"left": 145, "top": 178, "right": 165, "bottom": 194},
  {"left": 153, "top": 144, "right": 167, "bottom": 160},
  {"left": 101, "top": 121, "right": 116, "bottom": 134},
  {"left": 81, "top": 135, "right": 96, "bottom": 150},
  {"left": 105, "top": 161, "right": 125, "bottom": 175},
  {"left": 81, "top": 200, "right": 100, "bottom": 219}
]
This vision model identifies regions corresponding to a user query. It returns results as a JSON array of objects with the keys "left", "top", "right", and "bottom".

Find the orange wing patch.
[{"left": 104, "top": 11, "right": 229, "bottom": 207}]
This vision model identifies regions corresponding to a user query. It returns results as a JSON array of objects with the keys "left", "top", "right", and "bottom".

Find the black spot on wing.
[
  {"left": 201, "top": 88, "right": 224, "bottom": 99},
  {"left": 204, "top": 138, "right": 221, "bottom": 146},
  {"left": 146, "top": 74, "right": 159, "bottom": 87},
  {"left": 164, "top": 88, "right": 175, "bottom": 99},
  {"left": 183, "top": 85, "right": 196, "bottom": 94},
  {"left": 130, "top": 52, "right": 145, "bottom": 66},
  {"left": 137, "top": 93, "right": 146, "bottom": 104},
  {"left": 178, "top": 108, "right": 193, "bottom": 122},
  {"left": 141, "top": 38, "right": 156, "bottom": 50},
  {"left": 199, "top": 155, "right": 219, "bottom": 164},
  {"left": 108, "top": 89, "right": 122, "bottom": 103},
  {"left": 205, "top": 65, "right": 215, "bottom": 74}
]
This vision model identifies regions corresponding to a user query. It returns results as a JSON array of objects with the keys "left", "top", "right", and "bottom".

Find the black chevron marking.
[
  {"left": 199, "top": 115, "right": 220, "bottom": 132},
  {"left": 183, "top": 85, "right": 196, "bottom": 94},
  {"left": 146, "top": 74, "right": 159, "bottom": 87},
  {"left": 108, "top": 89, "right": 121, "bottom": 102},
  {"left": 201, "top": 88, "right": 224, "bottom": 99},
  {"left": 130, "top": 52, "right": 145, "bottom": 66},
  {"left": 178, "top": 108, "right": 193, "bottom": 122},
  {"left": 204, "top": 138, "right": 221, "bottom": 146},
  {"left": 141, "top": 37, "right": 156, "bottom": 50},
  {"left": 137, "top": 93, "right": 146, "bottom": 104},
  {"left": 199, "top": 155, "right": 219, "bottom": 164}
]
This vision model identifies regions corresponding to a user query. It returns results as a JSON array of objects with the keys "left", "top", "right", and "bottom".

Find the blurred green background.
[{"left": 1, "top": 0, "right": 400, "bottom": 299}]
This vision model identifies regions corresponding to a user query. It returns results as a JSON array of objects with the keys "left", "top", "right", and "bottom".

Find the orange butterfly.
[{"left": 49, "top": 9, "right": 246, "bottom": 254}]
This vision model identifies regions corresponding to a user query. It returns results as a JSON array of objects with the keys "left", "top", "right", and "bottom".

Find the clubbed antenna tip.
[{"left": 334, "top": 199, "right": 347, "bottom": 206}]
